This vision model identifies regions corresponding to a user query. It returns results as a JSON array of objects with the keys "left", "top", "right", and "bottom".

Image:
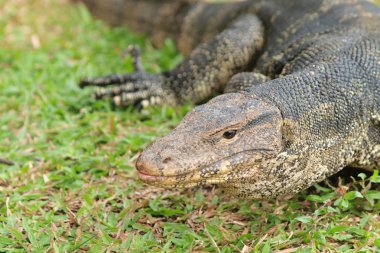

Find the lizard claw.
[
  {"left": 92, "top": 74, "right": 167, "bottom": 108},
  {"left": 79, "top": 45, "right": 145, "bottom": 88},
  {"left": 79, "top": 46, "right": 174, "bottom": 108},
  {"left": 125, "top": 45, "right": 144, "bottom": 73}
]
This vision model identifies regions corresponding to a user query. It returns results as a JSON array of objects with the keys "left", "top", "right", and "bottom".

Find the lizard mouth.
[
  {"left": 137, "top": 171, "right": 177, "bottom": 182},
  {"left": 138, "top": 148, "right": 275, "bottom": 187},
  {"left": 138, "top": 171, "right": 202, "bottom": 189},
  {"left": 138, "top": 170, "right": 195, "bottom": 185},
  {"left": 138, "top": 171, "right": 161, "bottom": 181}
]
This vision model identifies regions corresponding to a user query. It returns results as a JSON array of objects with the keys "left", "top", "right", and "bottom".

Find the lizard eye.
[{"left": 223, "top": 130, "right": 237, "bottom": 139}]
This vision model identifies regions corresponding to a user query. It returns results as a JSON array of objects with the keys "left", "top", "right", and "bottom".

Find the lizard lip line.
[
  {"left": 138, "top": 148, "right": 274, "bottom": 182},
  {"left": 138, "top": 171, "right": 168, "bottom": 181},
  {"left": 138, "top": 170, "right": 191, "bottom": 182}
]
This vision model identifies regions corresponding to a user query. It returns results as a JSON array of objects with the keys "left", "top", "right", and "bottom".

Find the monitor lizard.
[{"left": 79, "top": 0, "right": 380, "bottom": 198}]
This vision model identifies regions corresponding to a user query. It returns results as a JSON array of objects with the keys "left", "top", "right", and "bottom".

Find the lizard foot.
[{"left": 79, "top": 46, "right": 173, "bottom": 108}]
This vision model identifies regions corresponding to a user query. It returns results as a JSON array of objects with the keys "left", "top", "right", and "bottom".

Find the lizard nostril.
[
  {"left": 135, "top": 155, "right": 147, "bottom": 172},
  {"left": 162, "top": 157, "right": 172, "bottom": 164}
]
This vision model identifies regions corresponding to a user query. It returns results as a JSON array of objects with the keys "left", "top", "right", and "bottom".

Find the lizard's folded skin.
[{"left": 80, "top": 0, "right": 380, "bottom": 198}]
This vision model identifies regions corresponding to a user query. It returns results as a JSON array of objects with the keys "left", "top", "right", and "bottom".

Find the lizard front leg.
[{"left": 79, "top": 14, "right": 265, "bottom": 108}]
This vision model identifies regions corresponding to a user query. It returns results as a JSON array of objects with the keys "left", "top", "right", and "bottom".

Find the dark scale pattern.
[{"left": 80, "top": 0, "right": 380, "bottom": 198}]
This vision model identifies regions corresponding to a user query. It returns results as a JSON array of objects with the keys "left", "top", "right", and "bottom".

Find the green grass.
[{"left": 0, "top": 0, "right": 379, "bottom": 252}]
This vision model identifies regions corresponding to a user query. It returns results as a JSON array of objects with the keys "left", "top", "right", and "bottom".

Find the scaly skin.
[{"left": 79, "top": 0, "right": 380, "bottom": 198}]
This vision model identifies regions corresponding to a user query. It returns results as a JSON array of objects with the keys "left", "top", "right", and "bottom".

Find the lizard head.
[{"left": 136, "top": 93, "right": 284, "bottom": 196}]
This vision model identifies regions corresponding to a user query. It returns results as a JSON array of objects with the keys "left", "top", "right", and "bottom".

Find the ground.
[{"left": 0, "top": 0, "right": 379, "bottom": 252}]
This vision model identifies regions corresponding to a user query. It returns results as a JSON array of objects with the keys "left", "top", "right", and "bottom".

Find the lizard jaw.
[
  {"left": 138, "top": 171, "right": 162, "bottom": 182},
  {"left": 137, "top": 167, "right": 200, "bottom": 186},
  {"left": 137, "top": 149, "right": 275, "bottom": 188}
]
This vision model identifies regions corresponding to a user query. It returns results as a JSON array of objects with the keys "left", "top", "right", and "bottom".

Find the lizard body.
[{"left": 79, "top": 0, "right": 380, "bottom": 198}]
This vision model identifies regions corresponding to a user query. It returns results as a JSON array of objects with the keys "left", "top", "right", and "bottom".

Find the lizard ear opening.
[{"left": 281, "top": 119, "right": 299, "bottom": 149}]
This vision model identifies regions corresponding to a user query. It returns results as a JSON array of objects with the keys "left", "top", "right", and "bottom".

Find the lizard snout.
[
  {"left": 136, "top": 152, "right": 162, "bottom": 175},
  {"left": 136, "top": 150, "right": 175, "bottom": 182}
]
